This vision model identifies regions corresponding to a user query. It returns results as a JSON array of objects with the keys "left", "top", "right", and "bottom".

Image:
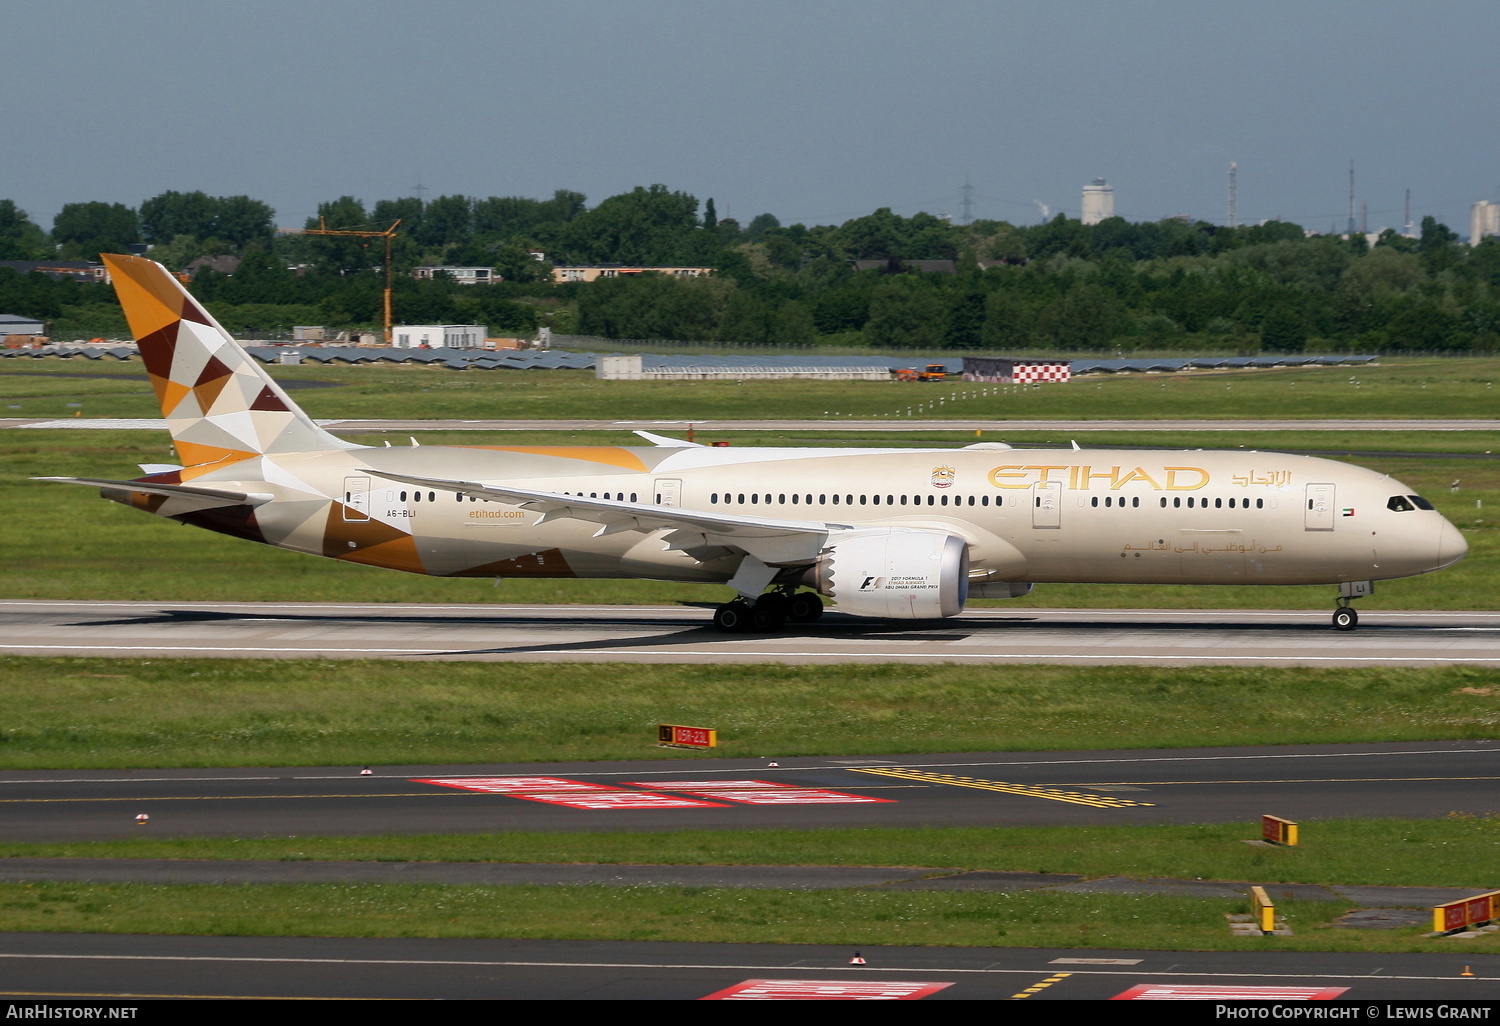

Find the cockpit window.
[
  {"left": 1387, "top": 495, "right": 1415, "bottom": 512},
  {"left": 1408, "top": 494, "right": 1435, "bottom": 510}
]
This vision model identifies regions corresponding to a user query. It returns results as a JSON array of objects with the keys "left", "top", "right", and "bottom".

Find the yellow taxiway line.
[{"left": 848, "top": 768, "right": 1155, "bottom": 808}]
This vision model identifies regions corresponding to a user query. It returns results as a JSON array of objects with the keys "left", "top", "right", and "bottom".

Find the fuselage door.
[
  {"left": 1031, "top": 481, "right": 1061, "bottom": 529},
  {"left": 1304, "top": 483, "right": 1336, "bottom": 531},
  {"left": 342, "top": 475, "right": 371, "bottom": 522},
  {"left": 654, "top": 478, "right": 682, "bottom": 507}
]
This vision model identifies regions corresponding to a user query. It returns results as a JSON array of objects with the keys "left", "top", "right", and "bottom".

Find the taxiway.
[
  {"left": 2, "top": 741, "right": 1493, "bottom": 841},
  {"left": 1, "top": 600, "right": 1496, "bottom": 667}
]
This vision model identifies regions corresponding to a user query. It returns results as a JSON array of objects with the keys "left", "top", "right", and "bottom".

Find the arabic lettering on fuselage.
[{"left": 1231, "top": 469, "right": 1293, "bottom": 487}]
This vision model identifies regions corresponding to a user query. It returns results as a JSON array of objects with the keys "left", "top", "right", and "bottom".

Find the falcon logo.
[{"left": 931, "top": 465, "right": 955, "bottom": 489}]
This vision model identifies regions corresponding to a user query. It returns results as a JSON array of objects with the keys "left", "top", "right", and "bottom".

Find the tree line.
[{"left": 1, "top": 188, "right": 1497, "bottom": 352}]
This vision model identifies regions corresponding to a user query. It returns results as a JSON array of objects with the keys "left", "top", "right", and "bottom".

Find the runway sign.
[
  {"left": 1111, "top": 984, "right": 1348, "bottom": 1000},
  {"left": 700, "top": 979, "right": 952, "bottom": 1000},
  {"left": 1262, "top": 814, "right": 1299, "bottom": 845},
  {"left": 630, "top": 779, "right": 895, "bottom": 805},
  {"left": 1434, "top": 889, "right": 1499, "bottom": 933},
  {"left": 413, "top": 776, "right": 727, "bottom": 809},
  {"left": 657, "top": 723, "right": 716, "bottom": 749}
]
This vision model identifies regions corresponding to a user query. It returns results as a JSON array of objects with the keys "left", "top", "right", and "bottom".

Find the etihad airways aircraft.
[{"left": 44, "top": 255, "right": 1467, "bottom": 632}]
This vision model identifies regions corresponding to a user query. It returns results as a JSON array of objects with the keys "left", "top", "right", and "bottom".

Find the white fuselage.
[{"left": 156, "top": 443, "right": 1467, "bottom": 590}]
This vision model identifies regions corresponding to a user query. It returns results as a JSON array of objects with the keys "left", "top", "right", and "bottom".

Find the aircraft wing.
[
  {"left": 35, "top": 477, "right": 274, "bottom": 510},
  {"left": 365, "top": 469, "right": 849, "bottom": 565}
]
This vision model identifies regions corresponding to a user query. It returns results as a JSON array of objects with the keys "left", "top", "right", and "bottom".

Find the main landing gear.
[
  {"left": 1332, "top": 580, "right": 1372, "bottom": 632},
  {"left": 712, "top": 589, "right": 824, "bottom": 633}
]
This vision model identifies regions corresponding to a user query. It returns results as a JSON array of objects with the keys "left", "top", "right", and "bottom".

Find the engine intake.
[{"left": 805, "top": 528, "right": 969, "bottom": 619}]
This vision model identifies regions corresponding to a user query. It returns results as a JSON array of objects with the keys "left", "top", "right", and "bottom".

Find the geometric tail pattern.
[{"left": 103, "top": 254, "right": 359, "bottom": 468}]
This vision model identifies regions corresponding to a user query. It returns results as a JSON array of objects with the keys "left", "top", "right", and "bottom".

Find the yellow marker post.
[{"left": 1250, "top": 885, "right": 1276, "bottom": 934}]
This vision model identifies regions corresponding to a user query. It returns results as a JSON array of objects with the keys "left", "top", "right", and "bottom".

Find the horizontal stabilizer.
[
  {"left": 35, "top": 476, "right": 273, "bottom": 509},
  {"left": 631, "top": 430, "right": 704, "bottom": 448}
]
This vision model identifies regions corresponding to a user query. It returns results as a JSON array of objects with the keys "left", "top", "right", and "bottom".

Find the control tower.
[{"left": 1081, "top": 178, "right": 1114, "bottom": 225}]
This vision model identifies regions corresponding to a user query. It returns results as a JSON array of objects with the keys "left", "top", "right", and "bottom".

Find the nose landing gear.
[{"left": 1332, "top": 580, "right": 1372, "bottom": 631}]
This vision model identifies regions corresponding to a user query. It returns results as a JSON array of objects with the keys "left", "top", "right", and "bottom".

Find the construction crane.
[{"left": 277, "top": 218, "right": 402, "bottom": 343}]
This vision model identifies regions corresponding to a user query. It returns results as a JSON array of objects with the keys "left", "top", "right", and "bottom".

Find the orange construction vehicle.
[{"left": 892, "top": 363, "right": 947, "bottom": 382}]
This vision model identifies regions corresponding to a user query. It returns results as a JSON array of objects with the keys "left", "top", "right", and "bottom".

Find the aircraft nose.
[{"left": 1435, "top": 519, "right": 1468, "bottom": 570}]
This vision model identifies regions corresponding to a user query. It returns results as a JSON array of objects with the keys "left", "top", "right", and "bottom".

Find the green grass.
[
  {"left": 8, "top": 881, "right": 1490, "bottom": 953},
  {"left": 5, "top": 820, "right": 1496, "bottom": 951},
  {"left": 773, "top": 429, "right": 1500, "bottom": 456},
  {"left": 5, "top": 361, "right": 1497, "bottom": 955},
  {"left": 1, "top": 658, "right": 1496, "bottom": 768},
  {"left": 2, "top": 429, "right": 1495, "bottom": 608},
  {"left": 3, "top": 355, "right": 1499, "bottom": 421},
  {"left": 7, "top": 817, "right": 1497, "bottom": 889}
]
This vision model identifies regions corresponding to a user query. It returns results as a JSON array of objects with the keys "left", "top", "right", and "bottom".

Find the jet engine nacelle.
[{"left": 805, "top": 528, "right": 969, "bottom": 619}]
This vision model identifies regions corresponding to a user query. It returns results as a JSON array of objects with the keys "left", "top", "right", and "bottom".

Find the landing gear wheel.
[
  {"left": 747, "top": 606, "right": 778, "bottom": 632},
  {"left": 713, "top": 602, "right": 753, "bottom": 633},
  {"left": 1332, "top": 606, "right": 1358, "bottom": 632},
  {"left": 753, "top": 593, "right": 790, "bottom": 631},
  {"left": 786, "top": 591, "right": 825, "bottom": 624}
]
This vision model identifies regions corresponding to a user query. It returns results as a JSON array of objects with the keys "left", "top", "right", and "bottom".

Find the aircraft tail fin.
[{"left": 103, "top": 254, "right": 358, "bottom": 466}]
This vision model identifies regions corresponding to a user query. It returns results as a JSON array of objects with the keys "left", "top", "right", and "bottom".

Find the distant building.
[
  {"left": 0, "top": 260, "right": 109, "bottom": 284},
  {"left": 412, "top": 266, "right": 499, "bottom": 284},
  {"left": 184, "top": 254, "right": 242, "bottom": 278},
  {"left": 391, "top": 324, "right": 488, "bottom": 349},
  {"left": 1, "top": 313, "right": 46, "bottom": 337},
  {"left": 1081, "top": 178, "right": 1114, "bottom": 226},
  {"left": 551, "top": 264, "right": 712, "bottom": 284},
  {"left": 596, "top": 353, "right": 888, "bottom": 381},
  {"left": 1471, "top": 201, "right": 1500, "bottom": 246},
  {"left": 962, "top": 356, "right": 1071, "bottom": 384}
]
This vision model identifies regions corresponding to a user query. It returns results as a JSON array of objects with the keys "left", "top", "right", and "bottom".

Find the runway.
[
  {"left": 1, "top": 934, "right": 1494, "bottom": 1000},
  {"left": 2, "top": 741, "right": 1494, "bottom": 840},
  {"left": 1, "top": 600, "right": 1497, "bottom": 667},
  {"left": 3, "top": 743, "right": 1496, "bottom": 1001}
]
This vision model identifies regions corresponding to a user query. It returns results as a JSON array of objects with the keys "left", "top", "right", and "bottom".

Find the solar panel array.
[
  {"left": 1068, "top": 355, "right": 1378, "bottom": 373},
  {"left": 2, "top": 343, "right": 1379, "bottom": 375},
  {"left": 0, "top": 344, "right": 140, "bottom": 361}
]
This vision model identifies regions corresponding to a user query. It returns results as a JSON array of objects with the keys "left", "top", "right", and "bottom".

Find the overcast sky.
[{"left": 6, "top": 0, "right": 1497, "bottom": 235}]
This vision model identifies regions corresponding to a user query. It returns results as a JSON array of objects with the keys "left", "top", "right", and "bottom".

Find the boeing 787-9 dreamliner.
[{"left": 42, "top": 255, "right": 1467, "bottom": 632}]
